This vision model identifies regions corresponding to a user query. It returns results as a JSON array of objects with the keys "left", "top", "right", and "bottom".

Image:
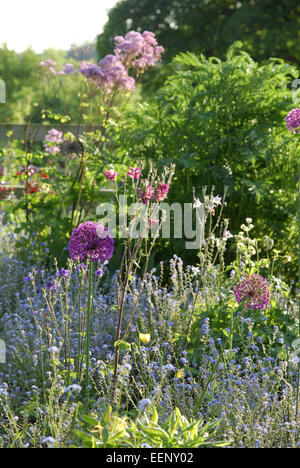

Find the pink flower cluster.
[
  {"left": 138, "top": 185, "right": 156, "bottom": 204},
  {"left": 286, "top": 108, "right": 300, "bottom": 133},
  {"left": 40, "top": 59, "right": 57, "bottom": 75},
  {"left": 80, "top": 56, "right": 135, "bottom": 93},
  {"left": 127, "top": 166, "right": 142, "bottom": 179},
  {"left": 40, "top": 60, "right": 76, "bottom": 77},
  {"left": 234, "top": 274, "right": 271, "bottom": 310},
  {"left": 114, "top": 31, "right": 164, "bottom": 72},
  {"left": 40, "top": 31, "right": 163, "bottom": 93},
  {"left": 138, "top": 182, "right": 169, "bottom": 204},
  {"left": 156, "top": 182, "right": 169, "bottom": 202},
  {"left": 43, "top": 128, "right": 64, "bottom": 155},
  {"left": 61, "top": 63, "right": 76, "bottom": 75},
  {"left": 104, "top": 168, "right": 119, "bottom": 181},
  {"left": 103, "top": 165, "right": 169, "bottom": 204}
]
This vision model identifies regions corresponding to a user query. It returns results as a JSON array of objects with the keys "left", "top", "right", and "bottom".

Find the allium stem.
[{"left": 85, "top": 261, "right": 94, "bottom": 400}]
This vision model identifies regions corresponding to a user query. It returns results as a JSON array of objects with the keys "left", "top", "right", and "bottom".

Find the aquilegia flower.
[
  {"left": 286, "top": 108, "right": 300, "bottom": 133},
  {"left": 104, "top": 168, "right": 118, "bottom": 181},
  {"left": 155, "top": 183, "right": 169, "bottom": 202},
  {"left": 234, "top": 274, "right": 271, "bottom": 310},
  {"left": 138, "top": 185, "right": 155, "bottom": 204},
  {"left": 68, "top": 222, "right": 114, "bottom": 263},
  {"left": 127, "top": 166, "right": 142, "bottom": 179}
]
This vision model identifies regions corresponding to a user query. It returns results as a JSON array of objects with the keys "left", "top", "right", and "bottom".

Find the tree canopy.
[{"left": 97, "top": 0, "right": 300, "bottom": 65}]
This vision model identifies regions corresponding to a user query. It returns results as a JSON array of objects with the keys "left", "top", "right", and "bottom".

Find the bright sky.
[{"left": 0, "top": 0, "right": 119, "bottom": 53}]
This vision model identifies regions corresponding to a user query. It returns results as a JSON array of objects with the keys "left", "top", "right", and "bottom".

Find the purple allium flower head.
[
  {"left": 68, "top": 221, "right": 114, "bottom": 263},
  {"left": 286, "top": 108, "right": 300, "bottom": 133},
  {"left": 234, "top": 274, "right": 271, "bottom": 310}
]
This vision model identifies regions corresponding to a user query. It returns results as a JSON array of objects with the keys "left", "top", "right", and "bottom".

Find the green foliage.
[
  {"left": 113, "top": 45, "right": 299, "bottom": 275},
  {"left": 74, "top": 405, "right": 228, "bottom": 448},
  {"left": 0, "top": 46, "right": 83, "bottom": 124},
  {"left": 0, "top": 46, "right": 41, "bottom": 123}
]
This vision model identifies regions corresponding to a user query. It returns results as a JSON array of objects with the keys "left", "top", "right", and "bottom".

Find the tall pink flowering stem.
[
  {"left": 285, "top": 110, "right": 300, "bottom": 336},
  {"left": 285, "top": 110, "right": 300, "bottom": 418}
]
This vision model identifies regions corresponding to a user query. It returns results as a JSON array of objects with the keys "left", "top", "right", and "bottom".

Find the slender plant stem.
[
  {"left": 296, "top": 156, "right": 300, "bottom": 418},
  {"left": 111, "top": 271, "right": 130, "bottom": 406},
  {"left": 85, "top": 261, "right": 94, "bottom": 399}
]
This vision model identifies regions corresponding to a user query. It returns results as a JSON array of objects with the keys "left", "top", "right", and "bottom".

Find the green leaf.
[{"left": 114, "top": 340, "right": 131, "bottom": 350}]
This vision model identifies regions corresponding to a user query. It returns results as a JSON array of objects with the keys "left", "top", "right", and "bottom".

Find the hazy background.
[{"left": 0, "top": 0, "right": 118, "bottom": 52}]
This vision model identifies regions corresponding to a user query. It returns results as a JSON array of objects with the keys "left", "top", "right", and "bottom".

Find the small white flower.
[
  {"left": 223, "top": 229, "right": 232, "bottom": 240},
  {"left": 193, "top": 198, "right": 203, "bottom": 209},
  {"left": 191, "top": 266, "right": 200, "bottom": 275},
  {"left": 211, "top": 195, "right": 222, "bottom": 206}
]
